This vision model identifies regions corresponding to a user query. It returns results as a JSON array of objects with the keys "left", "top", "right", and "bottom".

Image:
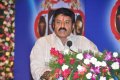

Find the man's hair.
[
  {"left": 52, "top": 8, "right": 75, "bottom": 24},
  {"left": 76, "top": 15, "right": 82, "bottom": 21},
  {"left": 39, "top": 16, "right": 46, "bottom": 24}
]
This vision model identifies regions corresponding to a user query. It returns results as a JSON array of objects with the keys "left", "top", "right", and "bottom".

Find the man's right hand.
[
  {"left": 40, "top": 71, "right": 50, "bottom": 80},
  {"left": 40, "top": 71, "right": 56, "bottom": 80}
]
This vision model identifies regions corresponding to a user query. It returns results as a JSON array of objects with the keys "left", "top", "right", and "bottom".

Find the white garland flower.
[
  {"left": 3, "top": 21, "right": 7, "bottom": 25},
  {"left": 4, "top": 10, "right": 8, "bottom": 15},
  {"left": 84, "top": 59, "right": 90, "bottom": 65},
  {"left": 95, "top": 61, "right": 102, "bottom": 67},
  {"left": 77, "top": 65, "right": 82, "bottom": 71},
  {"left": 4, "top": 27, "right": 8, "bottom": 32},
  {"left": 113, "top": 52, "right": 118, "bottom": 57},
  {"left": 77, "top": 65, "right": 86, "bottom": 72},
  {"left": 63, "top": 49, "right": 70, "bottom": 54},
  {"left": 9, "top": 9, "right": 13, "bottom": 14},
  {"left": 101, "top": 61, "right": 107, "bottom": 67},
  {"left": 62, "top": 64, "right": 69, "bottom": 71},
  {"left": 100, "top": 76, "right": 106, "bottom": 80},
  {"left": 76, "top": 53, "right": 83, "bottom": 60},
  {"left": 7, "top": 22, "right": 11, "bottom": 27},
  {"left": 5, "top": 60, "right": 9, "bottom": 64},
  {"left": 9, "top": 0, "right": 13, "bottom": 4},
  {"left": 86, "top": 72, "right": 92, "bottom": 79},
  {"left": 90, "top": 57, "right": 97, "bottom": 65},
  {"left": 0, "top": 63, "right": 4, "bottom": 66},
  {"left": 111, "top": 62, "right": 119, "bottom": 70}
]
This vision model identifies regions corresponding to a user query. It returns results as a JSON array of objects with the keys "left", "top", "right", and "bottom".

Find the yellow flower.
[
  {"left": 6, "top": 52, "right": 10, "bottom": 56},
  {"left": 6, "top": 37, "right": 10, "bottom": 41},
  {"left": 10, "top": 61, "right": 14, "bottom": 66},
  {"left": 6, "top": 67, "right": 10, "bottom": 72},
  {"left": 8, "top": 72, "right": 13, "bottom": 78}
]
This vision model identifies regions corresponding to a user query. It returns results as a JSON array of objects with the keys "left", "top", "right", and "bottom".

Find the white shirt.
[{"left": 30, "top": 33, "right": 98, "bottom": 80}]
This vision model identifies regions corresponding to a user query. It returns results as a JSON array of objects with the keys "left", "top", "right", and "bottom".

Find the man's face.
[
  {"left": 39, "top": 22, "right": 45, "bottom": 29},
  {"left": 76, "top": 20, "right": 82, "bottom": 29},
  {"left": 53, "top": 14, "right": 73, "bottom": 38}
]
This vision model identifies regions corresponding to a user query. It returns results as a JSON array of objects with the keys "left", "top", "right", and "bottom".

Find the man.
[
  {"left": 116, "top": 12, "right": 120, "bottom": 33},
  {"left": 30, "top": 8, "right": 98, "bottom": 80},
  {"left": 75, "top": 15, "right": 84, "bottom": 35},
  {"left": 38, "top": 16, "right": 46, "bottom": 37}
]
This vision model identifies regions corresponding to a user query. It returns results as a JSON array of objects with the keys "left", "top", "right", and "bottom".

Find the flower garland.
[
  {"left": 0, "top": 0, "right": 15, "bottom": 79},
  {"left": 49, "top": 48, "right": 120, "bottom": 80},
  {"left": 41, "top": 0, "right": 80, "bottom": 10}
]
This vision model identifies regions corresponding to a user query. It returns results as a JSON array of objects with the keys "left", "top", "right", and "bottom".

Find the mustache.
[{"left": 59, "top": 27, "right": 67, "bottom": 31}]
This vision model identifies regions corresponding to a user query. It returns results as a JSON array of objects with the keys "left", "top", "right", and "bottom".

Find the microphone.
[
  {"left": 67, "top": 40, "right": 72, "bottom": 48},
  {"left": 67, "top": 41, "right": 77, "bottom": 54}
]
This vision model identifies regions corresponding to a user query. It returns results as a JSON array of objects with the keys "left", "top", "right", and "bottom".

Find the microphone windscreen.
[{"left": 67, "top": 40, "right": 72, "bottom": 48}]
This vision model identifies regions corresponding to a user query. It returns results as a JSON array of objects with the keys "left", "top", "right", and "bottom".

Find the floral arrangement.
[
  {"left": 49, "top": 48, "right": 120, "bottom": 80},
  {"left": 0, "top": 0, "right": 15, "bottom": 80}
]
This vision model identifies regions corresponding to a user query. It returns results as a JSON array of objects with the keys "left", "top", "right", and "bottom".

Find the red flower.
[
  {"left": 10, "top": 56, "right": 14, "bottom": 61},
  {"left": 102, "top": 67, "right": 108, "bottom": 73},
  {"left": 58, "top": 58, "right": 65, "bottom": 65},
  {"left": 58, "top": 53, "right": 63, "bottom": 59},
  {"left": 54, "top": 69, "right": 61, "bottom": 78},
  {"left": 62, "top": 69, "right": 71, "bottom": 78},
  {"left": 55, "top": 50, "right": 60, "bottom": 56},
  {"left": 50, "top": 48, "right": 55, "bottom": 54},
  {"left": 0, "top": 66, "right": 4, "bottom": 70},
  {"left": 55, "top": 68, "right": 61, "bottom": 73},
  {"left": 50, "top": 0, "right": 58, "bottom": 4},
  {"left": 70, "top": 58, "right": 75, "bottom": 64},
  {"left": 63, "top": 0, "right": 71, "bottom": 3},
  {"left": 0, "top": 56, "right": 6, "bottom": 61},
  {"left": 73, "top": 71, "right": 79, "bottom": 79},
  {"left": 50, "top": 48, "right": 59, "bottom": 57},
  {"left": 55, "top": 73, "right": 59, "bottom": 78}
]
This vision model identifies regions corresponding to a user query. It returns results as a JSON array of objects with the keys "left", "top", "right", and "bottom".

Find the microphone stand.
[{"left": 67, "top": 41, "right": 77, "bottom": 54}]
